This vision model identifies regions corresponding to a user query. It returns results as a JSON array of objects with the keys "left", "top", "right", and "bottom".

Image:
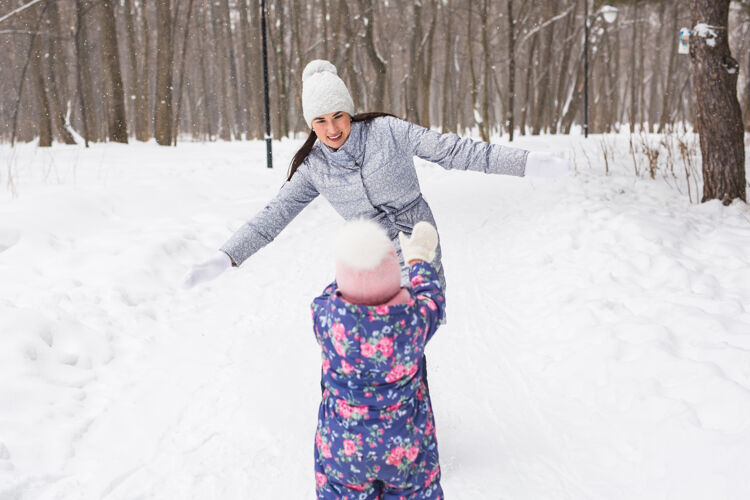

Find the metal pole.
[
  {"left": 260, "top": 0, "right": 273, "bottom": 168},
  {"left": 584, "top": 0, "right": 589, "bottom": 138}
]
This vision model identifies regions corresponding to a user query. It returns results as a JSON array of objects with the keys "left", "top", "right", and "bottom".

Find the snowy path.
[{"left": 1, "top": 137, "right": 749, "bottom": 499}]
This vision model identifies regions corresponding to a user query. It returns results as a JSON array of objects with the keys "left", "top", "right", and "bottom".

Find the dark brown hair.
[{"left": 286, "top": 112, "right": 397, "bottom": 182}]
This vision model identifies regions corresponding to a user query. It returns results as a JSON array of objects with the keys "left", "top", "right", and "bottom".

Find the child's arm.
[
  {"left": 399, "top": 221, "right": 444, "bottom": 341},
  {"left": 408, "top": 262, "right": 445, "bottom": 342}
]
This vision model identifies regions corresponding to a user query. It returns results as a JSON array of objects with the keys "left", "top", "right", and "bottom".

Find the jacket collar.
[{"left": 318, "top": 120, "right": 365, "bottom": 169}]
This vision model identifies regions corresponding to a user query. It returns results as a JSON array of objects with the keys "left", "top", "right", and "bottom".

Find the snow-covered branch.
[
  {"left": 0, "top": 0, "right": 44, "bottom": 25},
  {"left": 518, "top": 5, "right": 575, "bottom": 46},
  {"left": 0, "top": 29, "right": 66, "bottom": 38}
]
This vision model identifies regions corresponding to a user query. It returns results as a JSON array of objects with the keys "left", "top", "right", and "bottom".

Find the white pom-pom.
[
  {"left": 334, "top": 219, "right": 393, "bottom": 270},
  {"left": 302, "top": 59, "right": 338, "bottom": 83}
]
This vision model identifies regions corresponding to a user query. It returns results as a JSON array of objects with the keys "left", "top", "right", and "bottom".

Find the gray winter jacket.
[{"left": 220, "top": 116, "right": 529, "bottom": 288}]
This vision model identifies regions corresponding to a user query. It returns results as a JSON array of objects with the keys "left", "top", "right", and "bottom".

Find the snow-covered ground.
[{"left": 1, "top": 132, "right": 749, "bottom": 500}]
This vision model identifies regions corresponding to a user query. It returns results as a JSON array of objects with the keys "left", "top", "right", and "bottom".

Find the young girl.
[{"left": 311, "top": 219, "right": 444, "bottom": 499}]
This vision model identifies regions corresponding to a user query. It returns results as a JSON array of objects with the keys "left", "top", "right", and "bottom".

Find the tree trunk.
[
  {"left": 269, "top": 0, "right": 290, "bottom": 138},
  {"left": 520, "top": 32, "right": 538, "bottom": 136},
  {"left": 197, "top": 3, "right": 214, "bottom": 140},
  {"left": 420, "top": 0, "right": 437, "bottom": 128},
  {"left": 602, "top": 21, "right": 617, "bottom": 131},
  {"left": 172, "top": 0, "right": 196, "bottom": 144},
  {"left": 552, "top": 3, "right": 575, "bottom": 133},
  {"left": 647, "top": 0, "right": 665, "bottom": 132},
  {"left": 220, "top": 0, "right": 243, "bottom": 138},
  {"left": 479, "top": 0, "right": 490, "bottom": 138},
  {"left": 358, "top": 0, "right": 387, "bottom": 111},
  {"left": 658, "top": 0, "right": 679, "bottom": 133},
  {"left": 637, "top": 3, "right": 646, "bottom": 132},
  {"left": 292, "top": 0, "right": 306, "bottom": 130},
  {"left": 441, "top": 0, "right": 454, "bottom": 133},
  {"left": 209, "top": 0, "right": 232, "bottom": 140},
  {"left": 238, "top": 0, "right": 255, "bottom": 138},
  {"left": 123, "top": 0, "right": 145, "bottom": 140},
  {"left": 561, "top": 36, "right": 586, "bottom": 135},
  {"left": 690, "top": 0, "right": 746, "bottom": 203},
  {"left": 331, "top": 0, "right": 343, "bottom": 68},
  {"left": 407, "top": 1, "right": 423, "bottom": 123},
  {"left": 44, "top": 0, "right": 76, "bottom": 144},
  {"left": 30, "top": 11, "right": 52, "bottom": 147},
  {"left": 138, "top": 0, "right": 152, "bottom": 140},
  {"left": 247, "top": 0, "right": 265, "bottom": 139},
  {"left": 321, "top": 0, "right": 329, "bottom": 58},
  {"left": 466, "top": 0, "right": 487, "bottom": 140},
  {"left": 74, "top": 0, "right": 96, "bottom": 145},
  {"left": 629, "top": 1, "right": 638, "bottom": 133},
  {"left": 154, "top": 0, "right": 173, "bottom": 145},
  {"left": 100, "top": 0, "right": 128, "bottom": 142},
  {"left": 532, "top": 0, "right": 558, "bottom": 135},
  {"left": 506, "top": 0, "right": 515, "bottom": 141}
]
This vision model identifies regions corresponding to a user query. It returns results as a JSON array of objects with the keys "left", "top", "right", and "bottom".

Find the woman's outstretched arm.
[
  {"left": 182, "top": 163, "right": 320, "bottom": 289},
  {"left": 219, "top": 163, "right": 320, "bottom": 267},
  {"left": 384, "top": 116, "right": 570, "bottom": 178}
]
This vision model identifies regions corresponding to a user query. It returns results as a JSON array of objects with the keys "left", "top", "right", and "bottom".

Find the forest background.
[{"left": 1, "top": 0, "right": 749, "bottom": 147}]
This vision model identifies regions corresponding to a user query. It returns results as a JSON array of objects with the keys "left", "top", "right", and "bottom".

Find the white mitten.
[
  {"left": 524, "top": 152, "right": 572, "bottom": 179},
  {"left": 181, "top": 251, "right": 233, "bottom": 289},
  {"left": 398, "top": 221, "right": 438, "bottom": 265}
]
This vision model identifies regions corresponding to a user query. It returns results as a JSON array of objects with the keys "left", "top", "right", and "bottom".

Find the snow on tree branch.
[
  {"left": 0, "top": 0, "right": 44, "bottom": 25},
  {"left": 519, "top": 5, "right": 575, "bottom": 46},
  {"left": 693, "top": 23, "right": 725, "bottom": 48}
]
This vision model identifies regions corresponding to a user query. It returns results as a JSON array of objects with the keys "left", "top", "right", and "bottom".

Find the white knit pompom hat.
[
  {"left": 334, "top": 219, "right": 401, "bottom": 306},
  {"left": 302, "top": 60, "right": 355, "bottom": 127}
]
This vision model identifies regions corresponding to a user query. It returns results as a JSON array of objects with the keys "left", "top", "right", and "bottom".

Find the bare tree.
[
  {"left": 124, "top": 0, "right": 148, "bottom": 141},
  {"left": 99, "top": 0, "right": 128, "bottom": 142},
  {"left": 358, "top": 0, "right": 387, "bottom": 110},
  {"left": 29, "top": 2, "right": 51, "bottom": 146},
  {"left": 690, "top": 0, "right": 746, "bottom": 203},
  {"left": 238, "top": 0, "right": 259, "bottom": 138},
  {"left": 440, "top": 0, "right": 456, "bottom": 133},
  {"left": 479, "top": 0, "right": 491, "bottom": 136},
  {"left": 1, "top": 0, "right": 744, "bottom": 147},
  {"left": 466, "top": 0, "right": 488, "bottom": 141},
  {"left": 520, "top": 29, "right": 538, "bottom": 136},
  {"left": 74, "top": 0, "right": 95, "bottom": 146},
  {"left": 153, "top": 0, "right": 172, "bottom": 145},
  {"left": 658, "top": 0, "right": 679, "bottom": 133},
  {"left": 208, "top": 0, "right": 231, "bottom": 140},
  {"left": 220, "top": 0, "right": 243, "bottom": 138},
  {"left": 628, "top": 1, "right": 639, "bottom": 133},
  {"left": 506, "top": 0, "right": 516, "bottom": 141},
  {"left": 551, "top": 1, "right": 575, "bottom": 133},
  {"left": 532, "top": 0, "right": 558, "bottom": 135},
  {"left": 44, "top": 0, "right": 76, "bottom": 144},
  {"left": 10, "top": 0, "right": 50, "bottom": 146},
  {"left": 172, "top": 0, "right": 196, "bottom": 144}
]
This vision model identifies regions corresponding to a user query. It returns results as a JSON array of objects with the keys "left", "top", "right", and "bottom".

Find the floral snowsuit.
[{"left": 311, "top": 262, "right": 445, "bottom": 499}]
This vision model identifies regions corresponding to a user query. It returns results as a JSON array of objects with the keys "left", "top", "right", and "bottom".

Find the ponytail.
[{"left": 286, "top": 112, "right": 398, "bottom": 182}]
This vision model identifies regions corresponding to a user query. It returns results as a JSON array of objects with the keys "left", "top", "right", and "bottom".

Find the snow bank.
[{"left": 1, "top": 134, "right": 749, "bottom": 499}]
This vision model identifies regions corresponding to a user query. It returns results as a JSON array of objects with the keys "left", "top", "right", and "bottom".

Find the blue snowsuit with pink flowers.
[{"left": 311, "top": 262, "right": 445, "bottom": 500}]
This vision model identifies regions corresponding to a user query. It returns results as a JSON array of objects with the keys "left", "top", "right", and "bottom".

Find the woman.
[{"left": 182, "top": 59, "right": 570, "bottom": 290}]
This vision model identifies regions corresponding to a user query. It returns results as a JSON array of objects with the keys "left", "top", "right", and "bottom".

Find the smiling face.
[{"left": 311, "top": 111, "right": 352, "bottom": 150}]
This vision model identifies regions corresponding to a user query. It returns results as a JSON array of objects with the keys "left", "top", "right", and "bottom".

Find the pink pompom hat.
[{"left": 334, "top": 219, "right": 402, "bottom": 306}]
